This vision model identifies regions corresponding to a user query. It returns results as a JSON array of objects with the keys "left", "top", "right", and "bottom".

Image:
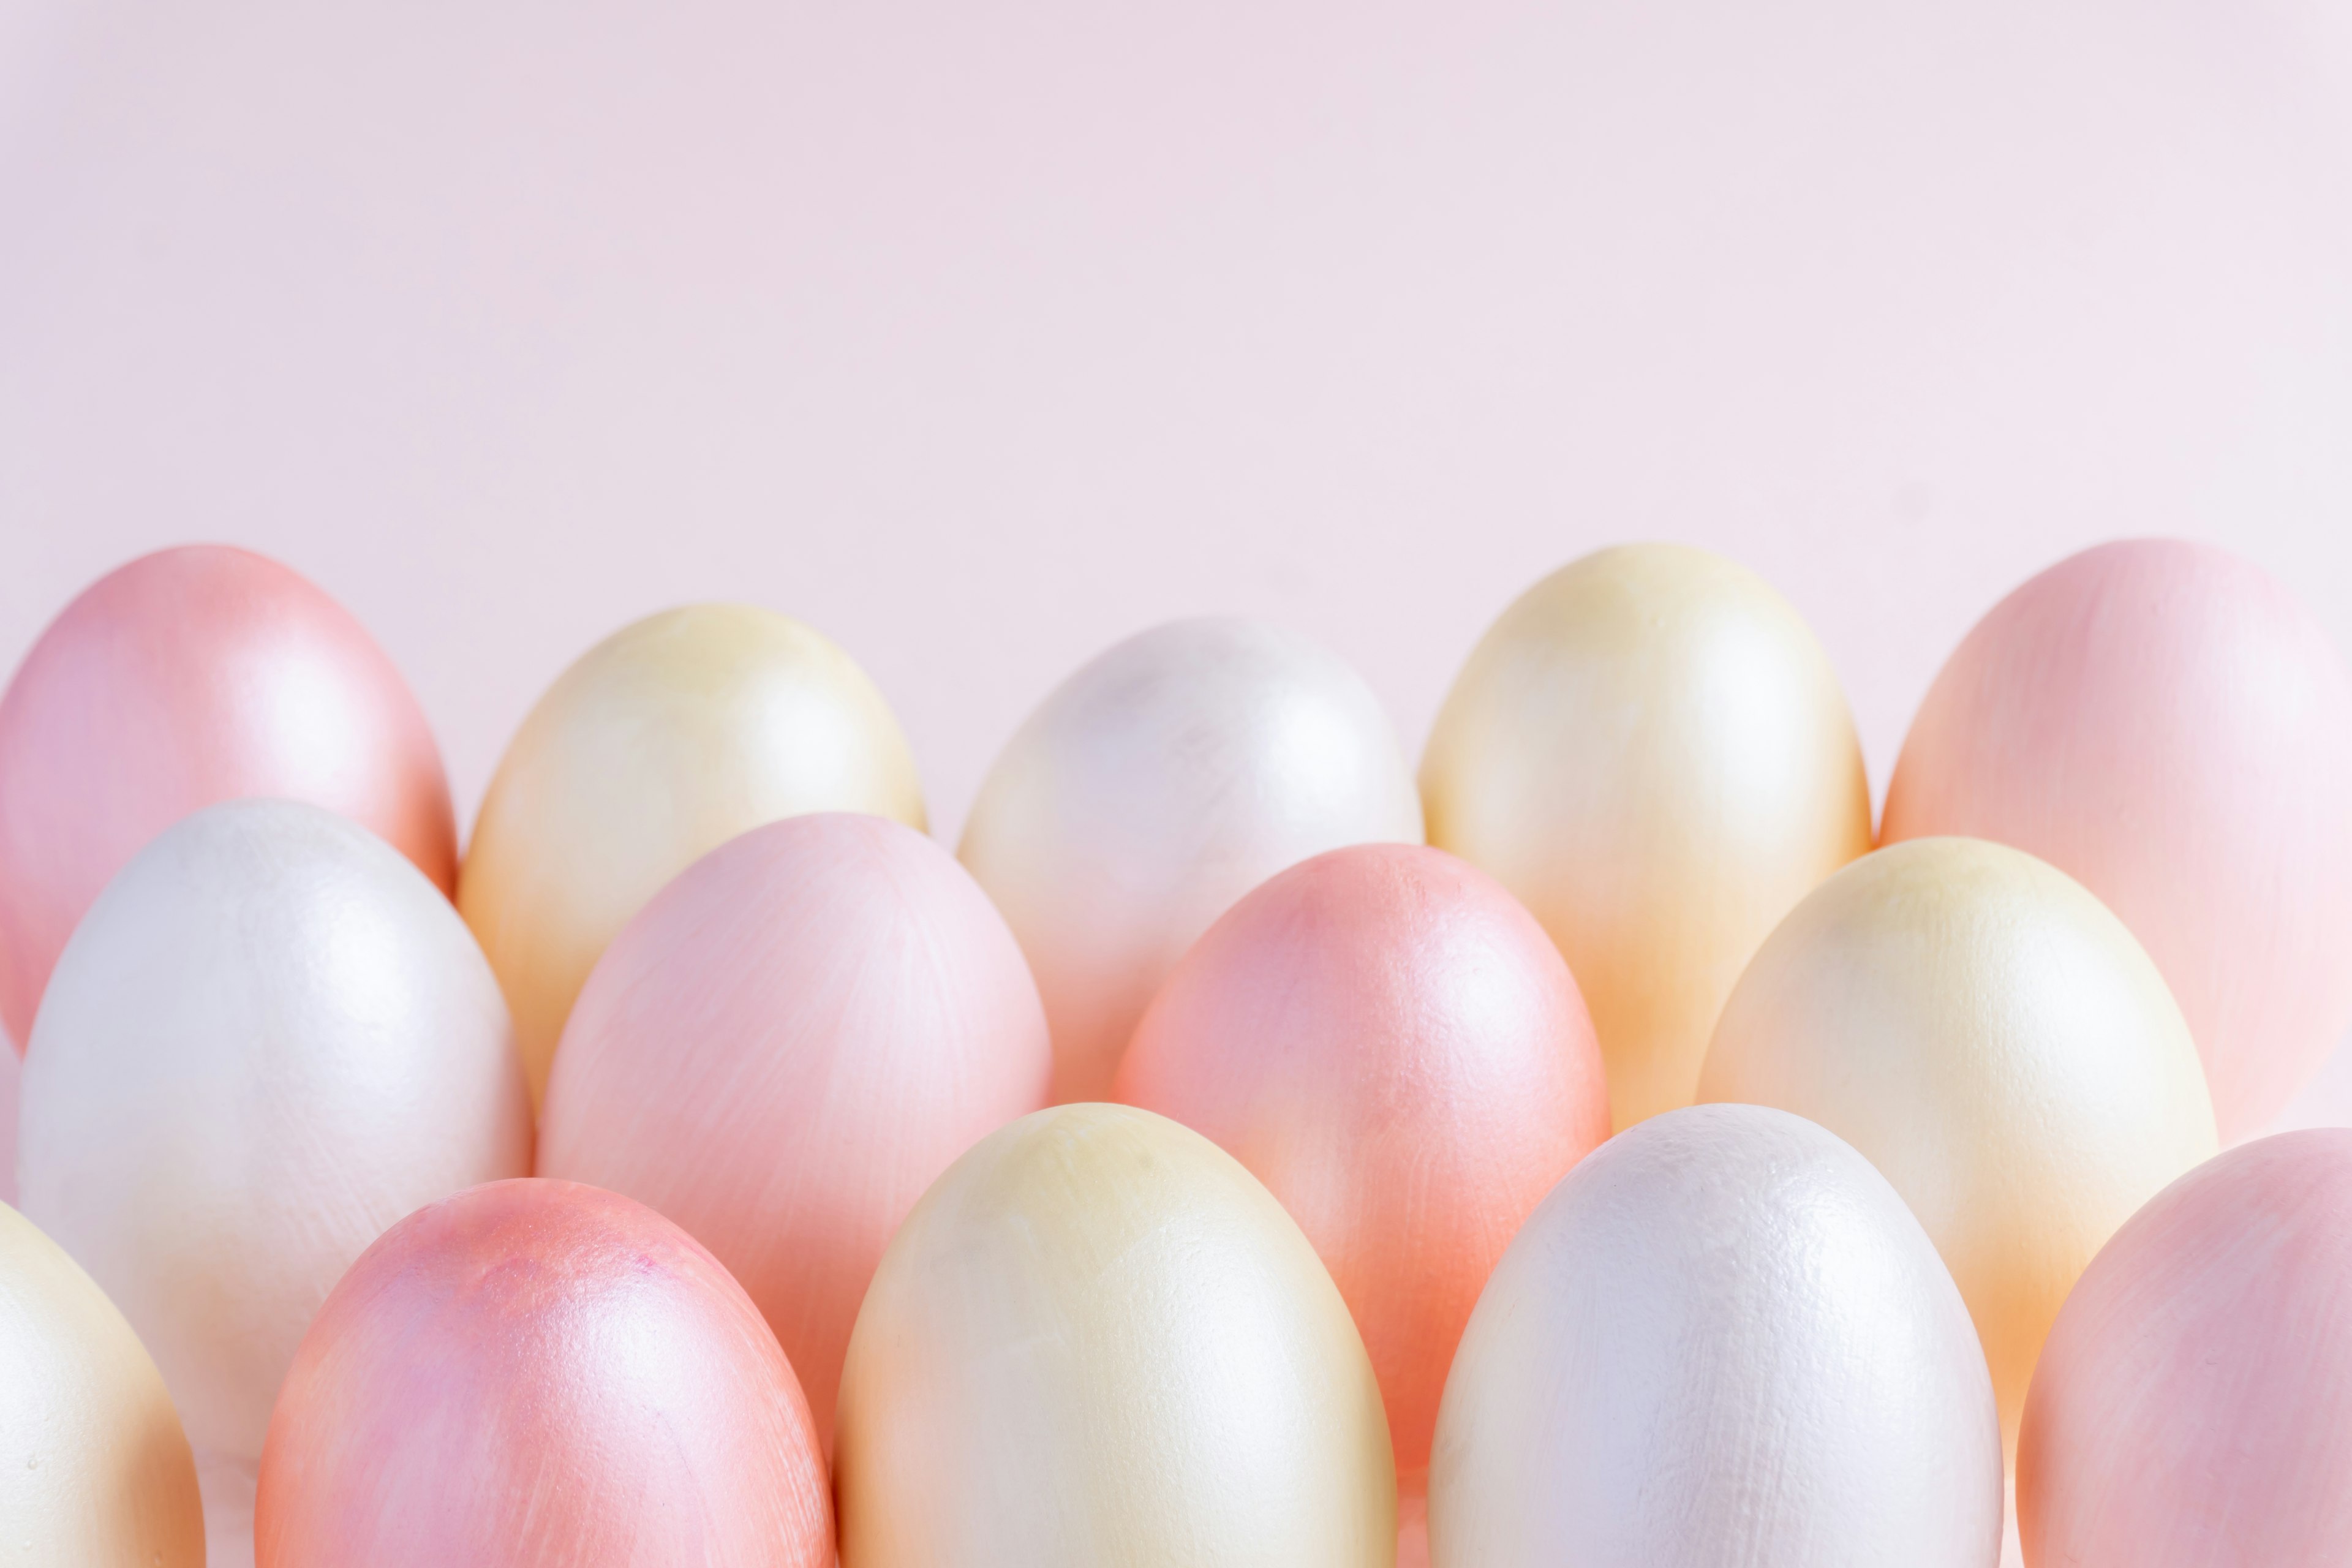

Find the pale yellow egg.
[
  {"left": 1420, "top": 545, "right": 1871, "bottom": 1129},
  {"left": 459, "top": 605, "right": 925, "bottom": 1101}
]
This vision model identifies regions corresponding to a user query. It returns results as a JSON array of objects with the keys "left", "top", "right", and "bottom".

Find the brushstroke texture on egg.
[
  {"left": 1883, "top": 539, "right": 2352, "bottom": 1142},
  {"left": 833, "top": 1104, "right": 1395, "bottom": 1566},
  {"left": 959, "top": 619, "right": 1423, "bottom": 1103},
  {"left": 255, "top": 1178, "right": 832, "bottom": 1567},
  {"left": 1428, "top": 1103, "right": 2002, "bottom": 1567},
  {"left": 1112, "top": 843, "right": 1609, "bottom": 1503},
  {"left": 538, "top": 811, "right": 1051, "bottom": 1449},
  {"left": 1420, "top": 545, "right": 1872, "bottom": 1129},
  {"left": 459, "top": 604, "right": 926, "bottom": 1102},
  {"left": 0, "top": 544, "right": 456, "bottom": 1050},
  {"left": 18, "top": 800, "right": 533, "bottom": 1568}
]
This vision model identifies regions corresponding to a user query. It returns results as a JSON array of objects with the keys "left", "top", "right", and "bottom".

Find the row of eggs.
[{"left": 0, "top": 538, "right": 2346, "bottom": 1565}]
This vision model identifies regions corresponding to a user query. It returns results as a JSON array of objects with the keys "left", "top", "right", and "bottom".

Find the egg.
[
  {"left": 960, "top": 619, "right": 1422, "bottom": 1103},
  {"left": 0, "top": 1202, "right": 205, "bottom": 1567},
  {"left": 1697, "top": 838, "right": 2218, "bottom": 1462},
  {"left": 17, "top": 799, "right": 532, "bottom": 1568},
  {"left": 833, "top": 1103, "right": 1395, "bottom": 1565},
  {"left": 1428, "top": 1103, "right": 2002, "bottom": 1567},
  {"left": 0, "top": 545, "right": 456, "bottom": 1050},
  {"left": 538, "top": 811, "right": 1051, "bottom": 1449},
  {"left": 2018, "top": 1129, "right": 2352, "bottom": 1565},
  {"left": 1419, "top": 544, "right": 1872, "bottom": 1130},
  {"left": 1883, "top": 540, "right": 2352, "bottom": 1142},
  {"left": 255, "top": 1178, "right": 832, "bottom": 1566},
  {"left": 459, "top": 604, "right": 926, "bottom": 1102},
  {"left": 1112, "top": 842, "right": 1610, "bottom": 1515}
]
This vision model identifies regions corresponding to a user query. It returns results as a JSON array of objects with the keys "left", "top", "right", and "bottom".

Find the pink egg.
[
  {"left": 0, "top": 545, "right": 455, "bottom": 1049},
  {"left": 2018, "top": 1129, "right": 2352, "bottom": 1564},
  {"left": 537, "top": 812, "right": 1051, "bottom": 1450},
  {"left": 1112, "top": 843, "right": 1610, "bottom": 1504},
  {"left": 255, "top": 1178, "right": 832, "bottom": 1567},
  {"left": 1883, "top": 539, "right": 2352, "bottom": 1142}
]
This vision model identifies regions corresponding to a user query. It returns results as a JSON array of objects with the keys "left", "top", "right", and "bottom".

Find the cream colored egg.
[
  {"left": 0, "top": 1202, "right": 205, "bottom": 1567},
  {"left": 1697, "top": 837, "right": 2219, "bottom": 1461},
  {"left": 459, "top": 605, "right": 925, "bottom": 1101},
  {"left": 1428, "top": 1104, "right": 2002, "bottom": 1568},
  {"left": 834, "top": 1103, "right": 1395, "bottom": 1566},
  {"left": 959, "top": 619, "right": 1422, "bottom": 1103},
  {"left": 1420, "top": 545, "right": 1872, "bottom": 1129}
]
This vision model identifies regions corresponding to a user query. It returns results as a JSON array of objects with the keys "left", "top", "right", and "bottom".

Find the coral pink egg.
[
  {"left": 538, "top": 812, "right": 1051, "bottom": 1450},
  {"left": 1883, "top": 539, "right": 2352, "bottom": 1141},
  {"left": 1112, "top": 843, "right": 1610, "bottom": 1500},
  {"left": 0, "top": 545, "right": 455, "bottom": 1049},
  {"left": 255, "top": 1178, "right": 832, "bottom": 1567},
  {"left": 2018, "top": 1129, "right": 2352, "bottom": 1564}
]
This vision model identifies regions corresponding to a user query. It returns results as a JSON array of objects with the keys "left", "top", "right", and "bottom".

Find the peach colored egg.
[
  {"left": 1883, "top": 539, "right": 2352, "bottom": 1144},
  {"left": 960, "top": 619, "right": 1422, "bottom": 1104},
  {"left": 0, "top": 545, "right": 456, "bottom": 1050},
  {"left": 538, "top": 811, "right": 1050, "bottom": 1450},
  {"left": 0, "top": 1201, "right": 205, "bottom": 1567},
  {"left": 1420, "top": 545, "right": 1872, "bottom": 1130},
  {"left": 461, "top": 605, "right": 926, "bottom": 1104},
  {"left": 18, "top": 799, "right": 532, "bottom": 1568},
  {"left": 256, "top": 1178, "right": 832, "bottom": 1567},
  {"left": 2018, "top": 1130, "right": 2352, "bottom": 1564},
  {"left": 1112, "top": 842, "right": 1609, "bottom": 1507},
  {"left": 834, "top": 1104, "right": 1395, "bottom": 1566},
  {"left": 1429, "top": 1104, "right": 2002, "bottom": 1567}
]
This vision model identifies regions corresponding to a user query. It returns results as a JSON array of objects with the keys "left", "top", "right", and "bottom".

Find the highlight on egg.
[
  {"left": 958, "top": 617, "right": 1423, "bottom": 1104},
  {"left": 17, "top": 799, "right": 533, "bottom": 1568},
  {"left": 538, "top": 811, "right": 1052, "bottom": 1449},
  {"left": 1882, "top": 538, "right": 2352, "bottom": 1143},
  {"left": 0, "top": 1201, "right": 205, "bottom": 1568},
  {"left": 459, "top": 603, "right": 927, "bottom": 1102},
  {"left": 833, "top": 1103, "right": 1396, "bottom": 1566},
  {"left": 0, "top": 544, "right": 456, "bottom": 1050},
  {"left": 255, "top": 1178, "right": 833, "bottom": 1567},
  {"left": 1427, "top": 1103, "right": 2003, "bottom": 1567},
  {"left": 1419, "top": 543, "right": 1872, "bottom": 1131}
]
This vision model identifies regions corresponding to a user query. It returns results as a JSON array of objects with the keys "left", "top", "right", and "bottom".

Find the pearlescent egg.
[
  {"left": 959, "top": 619, "right": 1422, "bottom": 1103},
  {"left": 1428, "top": 1104, "right": 2002, "bottom": 1567},
  {"left": 459, "top": 604, "right": 926, "bottom": 1102},
  {"left": 1419, "top": 545, "right": 1872, "bottom": 1129},
  {"left": 256, "top": 1178, "right": 832, "bottom": 1567},
  {"left": 0, "top": 1202, "right": 205, "bottom": 1567},
  {"left": 1698, "top": 837, "right": 2218, "bottom": 1459},
  {"left": 2019, "top": 1130, "right": 2352, "bottom": 1566},
  {"left": 538, "top": 811, "right": 1051, "bottom": 1449},
  {"left": 18, "top": 799, "right": 532, "bottom": 1568},
  {"left": 1883, "top": 539, "right": 2352, "bottom": 1143},
  {"left": 0, "top": 545, "right": 456, "bottom": 1049},
  {"left": 834, "top": 1103, "right": 1395, "bottom": 1566},
  {"left": 1112, "top": 843, "right": 1609, "bottom": 1503}
]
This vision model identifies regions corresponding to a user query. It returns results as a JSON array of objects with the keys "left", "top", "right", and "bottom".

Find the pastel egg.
[
  {"left": 1428, "top": 1104, "right": 2002, "bottom": 1567},
  {"left": 1697, "top": 837, "right": 2218, "bottom": 1460},
  {"left": 18, "top": 799, "right": 532, "bottom": 1568},
  {"left": 0, "top": 545, "right": 456, "bottom": 1050},
  {"left": 834, "top": 1103, "right": 1395, "bottom": 1565},
  {"left": 459, "top": 604, "right": 926, "bottom": 1102},
  {"left": 0, "top": 1201, "right": 205, "bottom": 1567},
  {"left": 255, "top": 1178, "right": 832, "bottom": 1566},
  {"left": 1112, "top": 842, "right": 1610, "bottom": 1506},
  {"left": 1882, "top": 539, "right": 2352, "bottom": 1142},
  {"left": 538, "top": 812, "right": 1051, "bottom": 1449},
  {"left": 1420, "top": 545, "right": 1872, "bottom": 1130},
  {"left": 960, "top": 619, "right": 1422, "bottom": 1103},
  {"left": 2018, "top": 1129, "right": 2352, "bottom": 1565}
]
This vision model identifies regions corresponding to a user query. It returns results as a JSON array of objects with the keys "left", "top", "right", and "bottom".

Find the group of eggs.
[{"left": 1, "top": 537, "right": 2348, "bottom": 1567}]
